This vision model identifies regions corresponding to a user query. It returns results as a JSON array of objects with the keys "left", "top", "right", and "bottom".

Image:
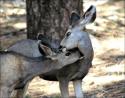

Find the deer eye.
[
  {"left": 65, "top": 52, "right": 71, "bottom": 56},
  {"left": 66, "top": 32, "right": 71, "bottom": 37}
]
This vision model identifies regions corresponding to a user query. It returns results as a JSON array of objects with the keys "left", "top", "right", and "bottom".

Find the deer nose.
[
  {"left": 58, "top": 46, "right": 63, "bottom": 52},
  {"left": 58, "top": 45, "right": 66, "bottom": 52}
]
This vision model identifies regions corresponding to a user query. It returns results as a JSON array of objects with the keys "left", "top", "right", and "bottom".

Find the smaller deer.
[{"left": 0, "top": 44, "right": 82, "bottom": 98}]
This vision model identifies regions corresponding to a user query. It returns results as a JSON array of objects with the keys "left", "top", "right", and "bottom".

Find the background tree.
[{"left": 26, "top": 0, "right": 83, "bottom": 43}]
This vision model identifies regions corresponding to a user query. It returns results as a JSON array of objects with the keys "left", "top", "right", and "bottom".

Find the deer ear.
[
  {"left": 37, "top": 33, "right": 44, "bottom": 40},
  {"left": 39, "top": 43, "right": 58, "bottom": 60},
  {"left": 80, "top": 5, "right": 96, "bottom": 25},
  {"left": 37, "top": 34, "right": 51, "bottom": 47},
  {"left": 39, "top": 44, "right": 53, "bottom": 56},
  {"left": 70, "top": 12, "right": 80, "bottom": 26}
]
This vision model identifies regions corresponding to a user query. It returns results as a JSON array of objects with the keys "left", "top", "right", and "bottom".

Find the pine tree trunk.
[{"left": 26, "top": 0, "right": 83, "bottom": 41}]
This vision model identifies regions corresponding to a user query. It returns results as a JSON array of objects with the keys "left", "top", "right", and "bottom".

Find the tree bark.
[{"left": 26, "top": 0, "right": 83, "bottom": 42}]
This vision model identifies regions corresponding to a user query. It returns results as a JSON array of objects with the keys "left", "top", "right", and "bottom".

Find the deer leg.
[
  {"left": 16, "top": 89, "right": 25, "bottom": 98},
  {"left": 0, "top": 86, "right": 10, "bottom": 98},
  {"left": 59, "top": 80, "right": 69, "bottom": 98},
  {"left": 73, "top": 80, "right": 83, "bottom": 98},
  {"left": 16, "top": 88, "right": 26, "bottom": 98},
  {"left": 15, "top": 82, "right": 29, "bottom": 98}
]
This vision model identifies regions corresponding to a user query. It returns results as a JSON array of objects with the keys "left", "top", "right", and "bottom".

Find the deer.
[
  {"left": 59, "top": 5, "right": 96, "bottom": 97},
  {"left": 6, "top": 5, "right": 96, "bottom": 98},
  {"left": 40, "top": 5, "right": 96, "bottom": 98},
  {"left": 0, "top": 44, "right": 82, "bottom": 98}
]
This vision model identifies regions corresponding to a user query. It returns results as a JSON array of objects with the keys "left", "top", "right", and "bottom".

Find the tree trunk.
[{"left": 26, "top": 0, "right": 83, "bottom": 42}]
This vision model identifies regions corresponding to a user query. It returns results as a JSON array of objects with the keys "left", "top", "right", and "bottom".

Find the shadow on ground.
[{"left": 25, "top": 80, "right": 125, "bottom": 98}]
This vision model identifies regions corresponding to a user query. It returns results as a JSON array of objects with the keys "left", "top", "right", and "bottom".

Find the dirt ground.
[{"left": 0, "top": 0, "right": 125, "bottom": 98}]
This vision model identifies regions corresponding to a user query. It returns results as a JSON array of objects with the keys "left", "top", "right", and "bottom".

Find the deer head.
[
  {"left": 60, "top": 5, "right": 96, "bottom": 58},
  {"left": 39, "top": 43, "right": 83, "bottom": 66}
]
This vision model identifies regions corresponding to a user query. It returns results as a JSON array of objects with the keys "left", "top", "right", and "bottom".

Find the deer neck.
[{"left": 26, "top": 57, "right": 61, "bottom": 77}]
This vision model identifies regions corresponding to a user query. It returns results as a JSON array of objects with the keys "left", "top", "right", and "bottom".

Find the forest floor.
[{"left": 0, "top": 0, "right": 125, "bottom": 98}]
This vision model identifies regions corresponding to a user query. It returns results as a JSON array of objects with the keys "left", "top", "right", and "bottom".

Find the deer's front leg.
[
  {"left": 59, "top": 80, "right": 69, "bottom": 98},
  {"left": 73, "top": 80, "right": 83, "bottom": 98}
]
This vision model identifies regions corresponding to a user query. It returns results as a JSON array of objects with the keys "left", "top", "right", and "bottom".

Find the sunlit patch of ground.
[
  {"left": 0, "top": 0, "right": 125, "bottom": 98},
  {"left": 0, "top": 1, "right": 26, "bottom": 35}
]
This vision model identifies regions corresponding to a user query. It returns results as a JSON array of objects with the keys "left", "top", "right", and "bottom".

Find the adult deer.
[
  {"left": 59, "top": 5, "right": 96, "bottom": 97},
  {"left": 37, "top": 5, "right": 96, "bottom": 98},
  {"left": 0, "top": 44, "right": 82, "bottom": 98}
]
